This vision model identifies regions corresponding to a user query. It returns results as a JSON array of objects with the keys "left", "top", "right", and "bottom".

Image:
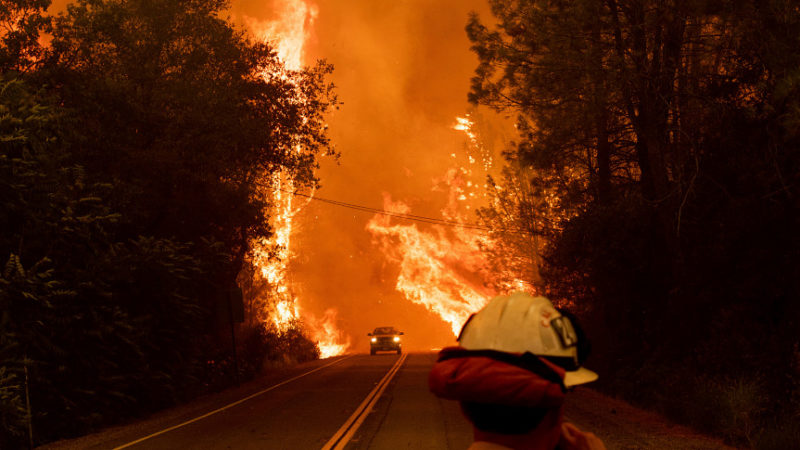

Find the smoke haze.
[{"left": 48, "top": 0, "right": 503, "bottom": 352}]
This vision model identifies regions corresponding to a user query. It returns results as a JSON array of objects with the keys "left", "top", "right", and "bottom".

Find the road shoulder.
[{"left": 565, "top": 387, "right": 739, "bottom": 450}]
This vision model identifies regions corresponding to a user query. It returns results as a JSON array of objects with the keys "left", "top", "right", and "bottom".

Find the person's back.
[{"left": 428, "top": 292, "right": 606, "bottom": 450}]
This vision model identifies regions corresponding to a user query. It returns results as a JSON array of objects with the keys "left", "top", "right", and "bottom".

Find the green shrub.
[
  {"left": 597, "top": 357, "right": 774, "bottom": 448},
  {"left": 685, "top": 376, "right": 767, "bottom": 446},
  {"left": 241, "top": 321, "right": 320, "bottom": 369},
  {"left": 0, "top": 365, "right": 26, "bottom": 448},
  {"left": 755, "top": 418, "right": 800, "bottom": 450},
  {"left": 201, "top": 321, "right": 321, "bottom": 392},
  {"left": 755, "top": 364, "right": 800, "bottom": 450}
]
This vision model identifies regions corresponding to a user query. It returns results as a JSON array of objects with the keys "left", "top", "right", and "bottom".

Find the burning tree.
[
  {"left": 241, "top": 0, "right": 350, "bottom": 357},
  {"left": 365, "top": 115, "right": 525, "bottom": 337}
]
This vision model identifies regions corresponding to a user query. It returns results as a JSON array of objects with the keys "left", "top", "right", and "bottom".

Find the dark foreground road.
[{"left": 41, "top": 352, "right": 736, "bottom": 450}]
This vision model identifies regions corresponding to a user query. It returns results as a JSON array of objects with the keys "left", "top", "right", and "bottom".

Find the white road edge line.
[
  {"left": 114, "top": 355, "right": 354, "bottom": 449},
  {"left": 321, "top": 353, "right": 408, "bottom": 450}
]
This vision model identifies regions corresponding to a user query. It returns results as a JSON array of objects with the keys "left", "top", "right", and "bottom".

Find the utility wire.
[
  {"left": 267, "top": 186, "right": 531, "bottom": 235},
  {"left": 292, "top": 191, "right": 490, "bottom": 231},
  {"left": 249, "top": 179, "right": 530, "bottom": 234}
]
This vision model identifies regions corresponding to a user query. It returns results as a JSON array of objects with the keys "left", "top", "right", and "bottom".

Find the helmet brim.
[{"left": 563, "top": 367, "right": 598, "bottom": 388}]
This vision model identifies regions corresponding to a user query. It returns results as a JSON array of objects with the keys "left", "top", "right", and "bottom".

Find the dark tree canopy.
[
  {"left": 0, "top": 0, "right": 51, "bottom": 72},
  {"left": 47, "top": 0, "right": 335, "bottom": 255},
  {"left": 0, "top": 0, "right": 334, "bottom": 446},
  {"left": 470, "top": 1, "right": 800, "bottom": 446}
]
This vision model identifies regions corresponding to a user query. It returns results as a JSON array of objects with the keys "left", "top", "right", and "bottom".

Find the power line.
[
  {"left": 249, "top": 179, "right": 530, "bottom": 234},
  {"left": 292, "top": 191, "right": 489, "bottom": 230},
  {"left": 277, "top": 188, "right": 531, "bottom": 235}
]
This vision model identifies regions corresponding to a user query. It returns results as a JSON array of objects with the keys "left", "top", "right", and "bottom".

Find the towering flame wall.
[
  {"left": 235, "top": 0, "right": 515, "bottom": 352},
  {"left": 243, "top": 0, "right": 350, "bottom": 358}
]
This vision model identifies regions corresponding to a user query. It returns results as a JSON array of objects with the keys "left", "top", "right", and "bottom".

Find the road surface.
[{"left": 41, "top": 352, "right": 736, "bottom": 449}]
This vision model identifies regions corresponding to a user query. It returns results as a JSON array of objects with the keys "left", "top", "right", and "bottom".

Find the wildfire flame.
[
  {"left": 307, "top": 309, "right": 352, "bottom": 357},
  {"left": 245, "top": 0, "right": 318, "bottom": 71},
  {"left": 366, "top": 192, "right": 495, "bottom": 336},
  {"left": 246, "top": 0, "right": 349, "bottom": 357},
  {"left": 366, "top": 112, "right": 534, "bottom": 336}
]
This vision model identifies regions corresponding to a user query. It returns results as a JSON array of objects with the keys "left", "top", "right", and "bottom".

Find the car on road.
[{"left": 368, "top": 327, "right": 404, "bottom": 355}]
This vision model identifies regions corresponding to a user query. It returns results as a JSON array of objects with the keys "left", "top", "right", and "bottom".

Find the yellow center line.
[
  {"left": 322, "top": 353, "right": 408, "bottom": 450},
  {"left": 114, "top": 355, "right": 354, "bottom": 449}
]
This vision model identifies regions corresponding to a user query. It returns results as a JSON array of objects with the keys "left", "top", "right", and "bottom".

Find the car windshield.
[{"left": 373, "top": 327, "right": 398, "bottom": 335}]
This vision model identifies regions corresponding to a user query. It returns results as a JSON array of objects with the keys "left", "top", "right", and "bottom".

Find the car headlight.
[
  {"left": 371, "top": 337, "right": 377, "bottom": 343},
  {"left": 393, "top": 336, "right": 400, "bottom": 342}
]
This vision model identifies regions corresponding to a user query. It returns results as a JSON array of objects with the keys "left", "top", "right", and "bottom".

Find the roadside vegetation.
[
  {"left": 469, "top": 1, "right": 800, "bottom": 448},
  {"left": 0, "top": 0, "right": 331, "bottom": 447}
]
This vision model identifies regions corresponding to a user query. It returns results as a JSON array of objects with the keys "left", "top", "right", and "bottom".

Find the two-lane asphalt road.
[
  {"left": 42, "top": 352, "right": 735, "bottom": 450},
  {"left": 120, "top": 353, "right": 470, "bottom": 449},
  {"left": 44, "top": 353, "right": 471, "bottom": 449}
]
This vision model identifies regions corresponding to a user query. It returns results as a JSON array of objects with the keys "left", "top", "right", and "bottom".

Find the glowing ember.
[
  {"left": 454, "top": 116, "right": 478, "bottom": 147},
  {"left": 245, "top": 0, "right": 349, "bottom": 356},
  {"left": 453, "top": 113, "right": 494, "bottom": 174}
]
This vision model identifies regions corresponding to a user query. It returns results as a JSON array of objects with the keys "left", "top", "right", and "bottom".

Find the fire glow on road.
[{"left": 322, "top": 354, "right": 408, "bottom": 450}]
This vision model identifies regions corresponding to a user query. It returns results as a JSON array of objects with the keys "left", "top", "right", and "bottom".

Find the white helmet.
[{"left": 458, "top": 292, "right": 598, "bottom": 388}]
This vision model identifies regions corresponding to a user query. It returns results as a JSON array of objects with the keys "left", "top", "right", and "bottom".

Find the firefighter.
[{"left": 429, "top": 292, "right": 606, "bottom": 450}]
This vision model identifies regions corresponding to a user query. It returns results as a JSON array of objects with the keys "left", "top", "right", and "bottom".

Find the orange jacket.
[{"left": 429, "top": 346, "right": 567, "bottom": 450}]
